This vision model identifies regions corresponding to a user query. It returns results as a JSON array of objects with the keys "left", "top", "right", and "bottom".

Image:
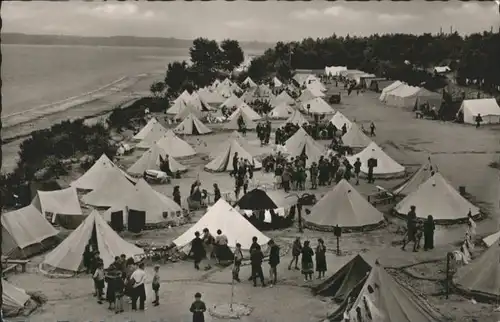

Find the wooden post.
[{"left": 337, "top": 236, "right": 340, "bottom": 256}]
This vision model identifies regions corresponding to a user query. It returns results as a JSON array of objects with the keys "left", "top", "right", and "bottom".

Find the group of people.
[
  {"left": 189, "top": 228, "right": 234, "bottom": 270},
  {"left": 256, "top": 120, "right": 272, "bottom": 146},
  {"left": 229, "top": 152, "right": 255, "bottom": 199},
  {"left": 401, "top": 205, "right": 436, "bottom": 252}
]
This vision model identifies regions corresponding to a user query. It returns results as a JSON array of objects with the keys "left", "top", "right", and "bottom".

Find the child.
[
  {"left": 114, "top": 272, "right": 125, "bottom": 313},
  {"left": 152, "top": 265, "right": 160, "bottom": 306},
  {"left": 105, "top": 269, "right": 117, "bottom": 310},
  {"left": 93, "top": 262, "right": 105, "bottom": 304},
  {"left": 189, "top": 292, "right": 206, "bottom": 322},
  {"left": 232, "top": 243, "right": 243, "bottom": 282}
]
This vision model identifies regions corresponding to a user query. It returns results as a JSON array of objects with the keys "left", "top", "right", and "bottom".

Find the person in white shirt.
[{"left": 129, "top": 262, "right": 147, "bottom": 311}]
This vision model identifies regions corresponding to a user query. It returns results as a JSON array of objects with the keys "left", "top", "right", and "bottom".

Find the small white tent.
[
  {"left": 301, "top": 97, "right": 335, "bottom": 115},
  {"left": 242, "top": 77, "right": 257, "bottom": 88},
  {"left": 224, "top": 107, "right": 257, "bottom": 130},
  {"left": 347, "top": 142, "right": 405, "bottom": 178},
  {"left": 272, "top": 77, "right": 283, "bottom": 88},
  {"left": 41, "top": 210, "right": 144, "bottom": 275},
  {"left": 379, "top": 81, "right": 404, "bottom": 102},
  {"left": 268, "top": 103, "right": 294, "bottom": 119},
  {"left": 31, "top": 187, "right": 83, "bottom": 228},
  {"left": 172, "top": 199, "right": 269, "bottom": 253},
  {"left": 281, "top": 110, "right": 309, "bottom": 127},
  {"left": 284, "top": 127, "right": 325, "bottom": 167},
  {"left": 174, "top": 113, "right": 212, "bottom": 135},
  {"left": 395, "top": 172, "right": 480, "bottom": 222},
  {"left": 82, "top": 170, "right": 137, "bottom": 208},
  {"left": 330, "top": 111, "right": 353, "bottom": 131},
  {"left": 220, "top": 94, "right": 245, "bottom": 109},
  {"left": 155, "top": 130, "right": 197, "bottom": 158},
  {"left": 458, "top": 98, "right": 500, "bottom": 124},
  {"left": 1, "top": 205, "right": 59, "bottom": 258},
  {"left": 341, "top": 123, "right": 372, "bottom": 149},
  {"left": 205, "top": 139, "right": 262, "bottom": 172},
  {"left": 208, "top": 131, "right": 251, "bottom": 159},
  {"left": 135, "top": 121, "right": 170, "bottom": 149},
  {"left": 271, "top": 91, "right": 295, "bottom": 106},
  {"left": 2, "top": 280, "right": 33, "bottom": 317},
  {"left": 167, "top": 98, "right": 190, "bottom": 116},
  {"left": 306, "top": 179, "right": 384, "bottom": 230},
  {"left": 132, "top": 118, "right": 165, "bottom": 141},
  {"left": 127, "top": 143, "right": 187, "bottom": 176},
  {"left": 297, "top": 89, "right": 317, "bottom": 103},
  {"left": 71, "top": 154, "right": 135, "bottom": 191}
]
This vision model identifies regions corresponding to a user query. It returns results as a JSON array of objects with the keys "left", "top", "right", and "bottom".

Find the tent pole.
[{"left": 445, "top": 252, "right": 451, "bottom": 299}]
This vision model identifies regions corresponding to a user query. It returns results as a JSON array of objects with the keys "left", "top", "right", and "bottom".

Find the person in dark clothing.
[
  {"left": 341, "top": 123, "right": 347, "bottom": 135},
  {"left": 476, "top": 113, "right": 482, "bottom": 128},
  {"left": 173, "top": 185, "right": 182, "bottom": 207},
  {"left": 268, "top": 240, "right": 280, "bottom": 286},
  {"left": 423, "top": 215, "right": 435, "bottom": 251},
  {"left": 301, "top": 241, "right": 315, "bottom": 281},
  {"left": 288, "top": 237, "right": 302, "bottom": 270},
  {"left": 354, "top": 158, "right": 362, "bottom": 185},
  {"left": 248, "top": 237, "right": 260, "bottom": 281},
  {"left": 190, "top": 292, "right": 207, "bottom": 322},
  {"left": 160, "top": 154, "right": 172, "bottom": 176},
  {"left": 402, "top": 205, "right": 418, "bottom": 251},
  {"left": 105, "top": 269, "right": 119, "bottom": 310},
  {"left": 367, "top": 157, "right": 376, "bottom": 184},
  {"left": 231, "top": 152, "right": 239, "bottom": 177},
  {"left": 369, "top": 122, "right": 376, "bottom": 136},
  {"left": 190, "top": 231, "right": 206, "bottom": 270},
  {"left": 250, "top": 246, "right": 266, "bottom": 287},
  {"left": 213, "top": 183, "right": 221, "bottom": 203},
  {"left": 315, "top": 238, "right": 327, "bottom": 279},
  {"left": 83, "top": 241, "right": 94, "bottom": 274}
]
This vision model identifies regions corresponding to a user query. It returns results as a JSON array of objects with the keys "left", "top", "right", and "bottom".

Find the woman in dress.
[
  {"left": 301, "top": 240, "right": 315, "bottom": 281},
  {"left": 423, "top": 215, "right": 436, "bottom": 251},
  {"left": 315, "top": 238, "right": 327, "bottom": 279}
]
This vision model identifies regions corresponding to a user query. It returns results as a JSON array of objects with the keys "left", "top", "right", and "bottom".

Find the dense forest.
[{"left": 246, "top": 32, "right": 500, "bottom": 93}]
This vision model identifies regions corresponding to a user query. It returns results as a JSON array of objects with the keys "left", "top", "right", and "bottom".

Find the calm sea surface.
[{"left": 1, "top": 44, "right": 190, "bottom": 118}]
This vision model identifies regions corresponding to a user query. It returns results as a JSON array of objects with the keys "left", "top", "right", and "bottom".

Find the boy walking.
[
  {"left": 268, "top": 240, "right": 280, "bottom": 287},
  {"left": 152, "top": 265, "right": 160, "bottom": 306}
]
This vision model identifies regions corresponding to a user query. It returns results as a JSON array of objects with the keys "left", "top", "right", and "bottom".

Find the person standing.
[
  {"left": 268, "top": 239, "right": 280, "bottom": 287},
  {"left": 190, "top": 231, "right": 205, "bottom": 270},
  {"left": 250, "top": 245, "right": 266, "bottom": 287},
  {"left": 152, "top": 265, "right": 160, "bottom": 306},
  {"left": 367, "top": 157, "right": 376, "bottom": 184},
  {"left": 231, "top": 152, "right": 239, "bottom": 177},
  {"left": 213, "top": 183, "right": 221, "bottom": 203},
  {"left": 301, "top": 241, "right": 315, "bottom": 282},
  {"left": 173, "top": 186, "right": 182, "bottom": 207},
  {"left": 288, "top": 237, "right": 302, "bottom": 270},
  {"left": 369, "top": 122, "right": 376, "bottom": 137},
  {"left": 190, "top": 292, "right": 207, "bottom": 322},
  {"left": 402, "top": 205, "right": 418, "bottom": 252},
  {"left": 475, "top": 113, "right": 482, "bottom": 128},
  {"left": 423, "top": 215, "right": 435, "bottom": 251},
  {"left": 232, "top": 243, "right": 243, "bottom": 282},
  {"left": 130, "top": 262, "right": 147, "bottom": 311},
  {"left": 354, "top": 158, "right": 362, "bottom": 185},
  {"left": 315, "top": 238, "right": 327, "bottom": 279},
  {"left": 310, "top": 162, "right": 318, "bottom": 189},
  {"left": 93, "top": 262, "right": 105, "bottom": 304},
  {"left": 247, "top": 236, "right": 260, "bottom": 281},
  {"left": 114, "top": 272, "right": 125, "bottom": 314}
]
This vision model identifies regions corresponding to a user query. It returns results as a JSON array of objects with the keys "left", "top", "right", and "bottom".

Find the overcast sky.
[{"left": 3, "top": 2, "right": 499, "bottom": 42}]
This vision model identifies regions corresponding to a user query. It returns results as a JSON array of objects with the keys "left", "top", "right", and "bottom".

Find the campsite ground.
[{"left": 5, "top": 84, "right": 500, "bottom": 321}]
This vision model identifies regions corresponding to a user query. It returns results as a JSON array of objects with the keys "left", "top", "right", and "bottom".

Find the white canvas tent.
[
  {"left": 242, "top": 77, "right": 257, "bottom": 88},
  {"left": 197, "top": 88, "right": 225, "bottom": 105},
  {"left": 41, "top": 210, "right": 144, "bottom": 275},
  {"left": 205, "top": 139, "right": 262, "bottom": 172},
  {"left": 325, "top": 66, "right": 347, "bottom": 76},
  {"left": 208, "top": 131, "right": 250, "bottom": 159},
  {"left": 2, "top": 280, "right": 33, "bottom": 317},
  {"left": 305, "top": 82, "right": 325, "bottom": 97},
  {"left": 224, "top": 107, "right": 257, "bottom": 130},
  {"left": 297, "top": 89, "right": 317, "bottom": 102},
  {"left": 167, "top": 98, "right": 190, "bottom": 116},
  {"left": 220, "top": 94, "right": 245, "bottom": 109},
  {"left": 458, "top": 98, "right": 500, "bottom": 124},
  {"left": 31, "top": 187, "right": 83, "bottom": 228},
  {"left": 71, "top": 154, "right": 135, "bottom": 191},
  {"left": 392, "top": 163, "right": 435, "bottom": 196},
  {"left": 127, "top": 143, "right": 187, "bottom": 176},
  {"left": 330, "top": 111, "right": 353, "bottom": 131},
  {"left": 271, "top": 91, "right": 295, "bottom": 106},
  {"left": 347, "top": 142, "right": 405, "bottom": 178},
  {"left": 104, "top": 179, "right": 183, "bottom": 225},
  {"left": 341, "top": 123, "right": 372, "bottom": 149},
  {"left": 379, "top": 81, "right": 404, "bottom": 102},
  {"left": 155, "top": 130, "right": 197, "bottom": 158},
  {"left": 306, "top": 179, "right": 384, "bottom": 230},
  {"left": 268, "top": 103, "right": 294, "bottom": 119},
  {"left": 82, "top": 170, "right": 137, "bottom": 208},
  {"left": 284, "top": 127, "right": 325, "bottom": 167},
  {"left": 172, "top": 199, "right": 269, "bottom": 253},
  {"left": 1, "top": 205, "right": 58, "bottom": 258},
  {"left": 272, "top": 77, "right": 283, "bottom": 88},
  {"left": 384, "top": 84, "right": 424, "bottom": 108},
  {"left": 173, "top": 90, "right": 192, "bottom": 105},
  {"left": 281, "top": 110, "right": 309, "bottom": 127},
  {"left": 174, "top": 113, "right": 212, "bottom": 135},
  {"left": 135, "top": 121, "right": 170, "bottom": 149},
  {"left": 132, "top": 118, "right": 165, "bottom": 141},
  {"left": 301, "top": 97, "right": 334, "bottom": 115},
  {"left": 395, "top": 172, "right": 479, "bottom": 222}
]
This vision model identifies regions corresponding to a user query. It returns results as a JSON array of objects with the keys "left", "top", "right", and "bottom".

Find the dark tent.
[
  {"left": 312, "top": 254, "right": 371, "bottom": 302},
  {"left": 235, "top": 189, "right": 278, "bottom": 210}
]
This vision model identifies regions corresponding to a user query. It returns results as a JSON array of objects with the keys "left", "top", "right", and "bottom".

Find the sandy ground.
[{"left": 4, "top": 84, "right": 500, "bottom": 321}]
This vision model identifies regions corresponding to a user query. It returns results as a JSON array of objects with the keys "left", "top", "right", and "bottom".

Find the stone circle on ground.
[{"left": 209, "top": 303, "right": 253, "bottom": 319}]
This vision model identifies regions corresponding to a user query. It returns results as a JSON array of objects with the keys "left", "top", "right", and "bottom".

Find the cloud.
[
  {"left": 290, "top": 5, "right": 368, "bottom": 22},
  {"left": 377, "top": 13, "right": 417, "bottom": 24},
  {"left": 225, "top": 19, "right": 257, "bottom": 29},
  {"left": 77, "top": 3, "right": 157, "bottom": 20},
  {"left": 289, "top": 8, "right": 322, "bottom": 21},
  {"left": 442, "top": 3, "right": 494, "bottom": 16}
]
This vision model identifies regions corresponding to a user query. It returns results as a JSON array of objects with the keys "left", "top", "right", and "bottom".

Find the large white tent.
[
  {"left": 71, "top": 154, "right": 135, "bottom": 191},
  {"left": 395, "top": 172, "right": 480, "bottom": 222},
  {"left": 297, "top": 89, "right": 317, "bottom": 103},
  {"left": 2, "top": 280, "right": 33, "bottom": 317},
  {"left": 41, "top": 210, "right": 144, "bottom": 275},
  {"left": 306, "top": 179, "right": 384, "bottom": 230},
  {"left": 167, "top": 98, "right": 191, "bottom": 116},
  {"left": 31, "top": 187, "right": 83, "bottom": 228},
  {"left": 174, "top": 113, "right": 212, "bottom": 135},
  {"left": 379, "top": 81, "right": 404, "bottom": 102},
  {"left": 197, "top": 88, "right": 225, "bottom": 105},
  {"left": 208, "top": 131, "right": 251, "bottom": 159},
  {"left": 82, "top": 170, "right": 137, "bottom": 208},
  {"left": 458, "top": 98, "right": 500, "bottom": 124},
  {"left": 271, "top": 91, "right": 295, "bottom": 106},
  {"left": 220, "top": 94, "right": 245, "bottom": 109},
  {"left": 384, "top": 84, "right": 426, "bottom": 108},
  {"left": 172, "top": 199, "right": 269, "bottom": 253},
  {"left": 347, "top": 142, "right": 405, "bottom": 178},
  {"left": 155, "top": 130, "right": 197, "bottom": 158},
  {"left": 135, "top": 121, "right": 170, "bottom": 149},
  {"left": 325, "top": 66, "right": 348, "bottom": 76},
  {"left": 224, "top": 107, "right": 257, "bottom": 130},
  {"left": 205, "top": 139, "right": 262, "bottom": 172},
  {"left": 284, "top": 127, "right": 325, "bottom": 167},
  {"left": 132, "top": 118, "right": 165, "bottom": 141},
  {"left": 341, "top": 123, "right": 372, "bottom": 149},
  {"left": 268, "top": 103, "right": 294, "bottom": 119},
  {"left": 127, "top": 143, "right": 187, "bottom": 176},
  {"left": 281, "top": 110, "right": 309, "bottom": 127},
  {"left": 1, "top": 205, "right": 58, "bottom": 258}
]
